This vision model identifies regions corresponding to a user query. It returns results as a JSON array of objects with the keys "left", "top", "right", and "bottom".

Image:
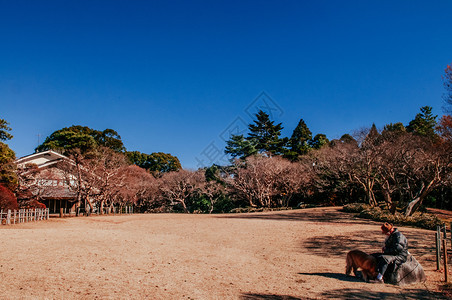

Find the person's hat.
[{"left": 381, "top": 222, "right": 393, "bottom": 234}]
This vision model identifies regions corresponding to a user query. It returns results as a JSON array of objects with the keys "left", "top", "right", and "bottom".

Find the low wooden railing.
[{"left": 0, "top": 208, "right": 50, "bottom": 225}]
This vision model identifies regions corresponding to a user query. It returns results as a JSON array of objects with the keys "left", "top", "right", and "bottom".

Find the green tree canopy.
[
  {"left": 126, "top": 151, "right": 181, "bottom": 176},
  {"left": 94, "top": 128, "right": 126, "bottom": 152},
  {"left": 406, "top": 106, "right": 438, "bottom": 139},
  {"left": 340, "top": 134, "right": 358, "bottom": 145},
  {"left": 0, "top": 142, "right": 17, "bottom": 190},
  {"left": 224, "top": 134, "right": 257, "bottom": 159},
  {"left": 0, "top": 118, "right": 16, "bottom": 189},
  {"left": 0, "top": 118, "right": 13, "bottom": 141},
  {"left": 36, "top": 125, "right": 125, "bottom": 154},
  {"left": 383, "top": 122, "right": 406, "bottom": 133},
  {"left": 309, "top": 133, "right": 329, "bottom": 149}
]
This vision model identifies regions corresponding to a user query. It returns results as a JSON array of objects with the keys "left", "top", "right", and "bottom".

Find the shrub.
[
  {"left": 230, "top": 207, "right": 293, "bottom": 213},
  {"left": 343, "top": 203, "right": 443, "bottom": 230},
  {"left": 212, "top": 195, "right": 235, "bottom": 213},
  {"left": 0, "top": 184, "right": 18, "bottom": 210},
  {"left": 22, "top": 199, "right": 46, "bottom": 209},
  {"left": 342, "top": 203, "right": 372, "bottom": 213}
]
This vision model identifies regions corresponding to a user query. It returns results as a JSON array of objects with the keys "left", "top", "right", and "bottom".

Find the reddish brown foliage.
[
  {"left": 23, "top": 200, "right": 46, "bottom": 209},
  {"left": 437, "top": 115, "right": 452, "bottom": 142},
  {"left": 0, "top": 184, "right": 18, "bottom": 210}
]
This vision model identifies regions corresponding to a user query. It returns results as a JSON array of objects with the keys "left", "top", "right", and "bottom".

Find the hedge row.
[{"left": 342, "top": 203, "right": 444, "bottom": 230}]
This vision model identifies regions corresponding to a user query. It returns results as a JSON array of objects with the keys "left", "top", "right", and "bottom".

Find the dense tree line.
[{"left": 1, "top": 63, "right": 451, "bottom": 215}]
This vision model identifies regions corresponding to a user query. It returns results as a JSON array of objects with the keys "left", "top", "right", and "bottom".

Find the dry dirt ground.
[{"left": 0, "top": 207, "right": 450, "bottom": 299}]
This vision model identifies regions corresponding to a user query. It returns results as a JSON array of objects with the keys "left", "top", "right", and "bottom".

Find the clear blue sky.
[{"left": 1, "top": 1, "right": 451, "bottom": 169}]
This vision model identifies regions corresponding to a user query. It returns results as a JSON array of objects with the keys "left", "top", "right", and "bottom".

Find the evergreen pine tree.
[
  {"left": 246, "top": 110, "right": 285, "bottom": 155},
  {"left": 289, "top": 118, "right": 312, "bottom": 155},
  {"left": 406, "top": 106, "right": 438, "bottom": 139},
  {"left": 309, "top": 133, "right": 329, "bottom": 149},
  {"left": 224, "top": 134, "right": 257, "bottom": 159}
]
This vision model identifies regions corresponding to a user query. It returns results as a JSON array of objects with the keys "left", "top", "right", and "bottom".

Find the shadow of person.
[{"left": 298, "top": 272, "right": 363, "bottom": 283}]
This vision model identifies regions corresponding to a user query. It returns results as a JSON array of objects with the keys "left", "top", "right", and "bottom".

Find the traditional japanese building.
[{"left": 16, "top": 150, "right": 78, "bottom": 214}]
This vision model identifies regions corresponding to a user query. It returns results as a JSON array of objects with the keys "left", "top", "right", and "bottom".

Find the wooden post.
[
  {"left": 443, "top": 239, "right": 448, "bottom": 282},
  {"left": 60, "top": 207, "right": 64, "bottom": 218},
  {"left": 6, "top": 209, "right": 11, "bottom": 225},
  {"left": 450, "top": 222, "right": 452, "bottom": 248},
  {"left": 438, "top": 226, "right": 442, "bottom": 262},
  {"left": 436, "top": 232, "right": 441, "bottom": 270}
]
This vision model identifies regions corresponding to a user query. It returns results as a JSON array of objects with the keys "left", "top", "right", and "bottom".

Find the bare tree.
[
  {"left": 197, "top": 178, "right": 224, "bottom": 214},
  {"left": 403, "top": 138, "right": 451, "bottom": 216},
  {"left": 312, "top": 138, "right": 374, "bottom": 205},
  {"left": 57, "top": 149, "right": 94, "bottom": 215},
  {"left": 275, "top": 157, "right": 311, "bottom": 207},
  {"left": 226, "top": 156, "right": 275, "bottom": 207},
  {"left": 226, "top": 155, "right": 310, "bottom": 208},
  {"left": 82, "top": 147, "right": 128, "bottom": 213},
  {"left": 158, "top": 169, "right": 204, "bottom": 213},
  {"left": 111, "top": 165, "right": 158, "bottom": 211}
]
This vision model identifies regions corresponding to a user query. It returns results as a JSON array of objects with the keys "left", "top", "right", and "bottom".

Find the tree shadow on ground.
[
  {"left": 301, "top": 230, "right": 437, "bottom": 264},
  {"left": 218, "top": 208, "right": 372, "bottom": 226},
  {"left": 298, "top": 272, "right": 363, "bottom": 283},
  {"left": 302, "top": 231, "right": 382, "bottom": 258},
  {"left": 319, "top": 288, "right": 448, "bottom": 300},
  {"left": 240, "top": 293, "right": 305, "bottom": 300}
]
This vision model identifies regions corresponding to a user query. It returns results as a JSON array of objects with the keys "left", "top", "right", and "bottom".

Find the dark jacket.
[{"left": 384, "top": 228, "right": 408, "bottom": 260}]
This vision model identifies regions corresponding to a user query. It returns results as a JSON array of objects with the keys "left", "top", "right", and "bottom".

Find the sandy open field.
[{"left": 0, "top": 207, "right": 449, "bottom": 299}]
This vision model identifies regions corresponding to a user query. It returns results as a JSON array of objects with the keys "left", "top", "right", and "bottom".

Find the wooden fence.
[
  {"left": 98, "top": 205, "right": 134, "bottom": 215},
  {"left": 0, "top": 208, "right": 50, "bottom": 225}
]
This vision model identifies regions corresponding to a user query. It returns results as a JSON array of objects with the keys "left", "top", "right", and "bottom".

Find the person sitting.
[{"left": 374, "top": 222, "right": 408, "bottom": 283}]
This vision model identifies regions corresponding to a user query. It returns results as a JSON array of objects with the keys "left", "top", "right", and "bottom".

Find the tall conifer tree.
[{"left": 247, "top": 110, "right": 286, "bottom": 155}]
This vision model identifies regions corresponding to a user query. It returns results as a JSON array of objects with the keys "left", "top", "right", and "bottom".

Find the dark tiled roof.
[{"left": 40, "top": 186, "right": 76, "bottom": 200}]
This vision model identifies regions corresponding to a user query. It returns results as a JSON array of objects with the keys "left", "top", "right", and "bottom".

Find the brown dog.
[{"left": 345, "top": 250, "right": 378, "bottom": 282}]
